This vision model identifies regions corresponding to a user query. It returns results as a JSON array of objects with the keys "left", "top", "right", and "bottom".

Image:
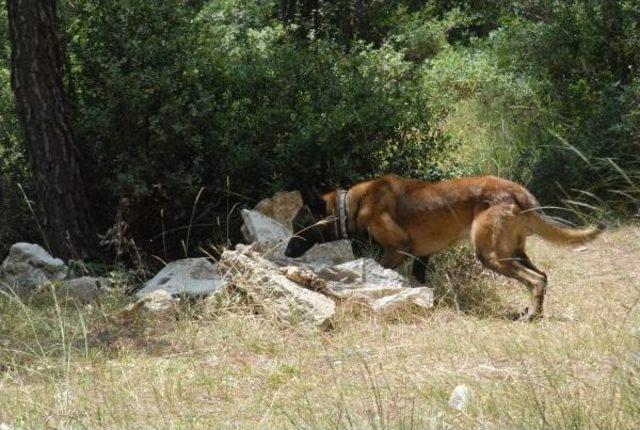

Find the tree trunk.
[{"left": 6, "top": 0, "right": 94, "bottom": 259}]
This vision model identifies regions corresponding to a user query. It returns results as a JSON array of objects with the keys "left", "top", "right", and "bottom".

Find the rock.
[
  {"left": 0, "top": 242, "right": 67, "bottom": 291},
  {"left": 371, "top": 287, "right": 434, "bottom": 314},
  {"left": 281, "top": 261, "right": 433, "bottom": 314},
  {"left": 136, "top": 258, "right": 224, "bottom": 298},
  {"left": 142, "top": 290, "right": 180, "bottom": 314},
  {"left": 239, "top": 191, "right": 351, "bottom": 265},
  {"left": 316, "top": 258, "right": 413, "bottom": 298},
  {"left": 279, "top": 265, "right": 342, "bottom": 299},
  {"left": 240, "top": 190, "right": 302, "bottom": 245},
  {"left": 234, "top": 242, "right": 257, "bottom": 253},
  {"left": 240, "top": 209, "right": 291, "bottom": 257},
  {"left": 118, "top": 290, "right": 180, "bottom": 322},
  {"left": 219, "top": 249, "right": 335, "bottom": 329},
  {"left": 240, "top": 224, "right": 252, "bottom": 243},
  {"left": 318, "top": 258, "right": 409, "bottom": 285},
  {"left": 56, "top": 276, "right": 109, "bottom": 303},
  {"left": 199, "top": 286, "right": 246, "bottom": 315},
  {"left": 231, "top": 196, "right": 433, "bottom": 320},
  {"left": 448, "top": 384, "right": 471, "bottom": 411},
  {"left": 253, "top": 191, "right": 303, "bottom": 231},
  {"left": 295, "top": 240, "right": 355, "bottom": 269}
]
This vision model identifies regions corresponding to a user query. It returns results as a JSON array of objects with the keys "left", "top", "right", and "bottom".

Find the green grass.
[
  {"left": 1, "top": 227, "right": 639, "bottom": 429},
  {"left": 437, "top": 96, "right": 547, "bottom": 185}
]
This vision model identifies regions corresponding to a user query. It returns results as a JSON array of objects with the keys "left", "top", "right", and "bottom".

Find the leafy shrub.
[
  {"left": 422, "top": 2, "right": 640, "bottom": 215},
  {"left": 1, "top": 0, "right": 638, "bottom": 261},
  {"left": 61, "top": 0, "right": 443, "bottom": 259},
  {"left": 486, "top": 4, "right": 640, "bottom": 213},
  {"left": 422, "top": 38, "right": 552, "bottom": 184}
]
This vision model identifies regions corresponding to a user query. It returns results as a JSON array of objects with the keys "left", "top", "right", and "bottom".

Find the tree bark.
[{"left": 6, "top": 0, "right": 94, "bottom": 259}]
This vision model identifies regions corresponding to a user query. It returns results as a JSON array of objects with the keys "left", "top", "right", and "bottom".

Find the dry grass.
[{"left": 1, "top": 227, "right": 639, "bottom": 429}]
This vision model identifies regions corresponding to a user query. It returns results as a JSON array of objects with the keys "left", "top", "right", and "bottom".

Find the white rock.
[
  {"left": 280, "top": 260, "right": 433, "bottom": 314},
  {"left": 279, "top": 265, "right": 342, "bottom": 299},
  {"left": 117, "top": 289, "right": 181, "bottom": 322},
  {"left": 219, "top": 249, "right": 335, "bottom": 329},
  {"left": 233, "top": 201, "right": 432, "bottom": 319},
  {"left": 319, "top": 258, "right": 409, "bottom": 285},
  {"left": 316, "top": 258, "right": 413, "bottom": 297},
  {"left": 448, "top": 384, "right": 471, "bottom": 411},
  {"left": 142, "top": 290, "right": 180, "bottom": 314},
  {"left": 136, "top": 258, "right": 224, "bottom": 298},
  {"left": 0, "top": 242, "right": 67, "bottom": 291},
  {"left": 371, "top": 287, "right": 434, "bottom": 314},
  {"left": 241, "top": 191, "right": 302, "bottom": 241},
  {"left": 240, "top": 209, "right": 291, "bottom": 257},
  {"left": 252, "top": 191, "right": 303, "bottom": 231},
  {"left": 296, "top": 240, "right": 355, "bottom": 269}
]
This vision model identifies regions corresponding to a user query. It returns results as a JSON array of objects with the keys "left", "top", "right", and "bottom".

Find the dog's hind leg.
[
  {"left": 472, "top": 205, "right": 548, "bottom": 321},
  {"left": 512, "top": 247, "right": 548, "bottom": 319},
  {"left": 368, "top": 212, "right": 412, "bottom": 269},
  {"left": 513, "top": 247, "right": 547, "bottom": 281},
  {"left": 478, "top": 254, "right": 547, "bottom": 321}
]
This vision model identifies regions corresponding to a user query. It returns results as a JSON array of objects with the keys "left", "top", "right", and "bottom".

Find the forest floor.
[{"left": 1, "top": 226, "right": 639, "bottom": 429}]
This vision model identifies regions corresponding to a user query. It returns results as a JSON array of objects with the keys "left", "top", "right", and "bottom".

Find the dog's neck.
[{"left": 324, "top": 187, "right": 360, "bottom": 239}]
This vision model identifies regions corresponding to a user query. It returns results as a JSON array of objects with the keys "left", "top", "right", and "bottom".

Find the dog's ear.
[
  {"left": 301, "top": 188, "right": 326, "bottom": 218},
  {"left": 308, "top": 193, "right": 326, "bottom": 217}
]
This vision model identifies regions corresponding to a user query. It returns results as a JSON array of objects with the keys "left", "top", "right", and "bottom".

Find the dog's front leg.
[
  {"left": 411, "top": 256, "right": 431, "bottom": 284},
  {"left": 367, "top": 212, "right": 412, "bottom": 269},
  {"left": 381, "top": 249, "right": 407, "bottom": 269}
]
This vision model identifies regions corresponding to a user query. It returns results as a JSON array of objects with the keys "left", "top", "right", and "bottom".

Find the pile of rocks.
[
  {"left": 134, "top": 191, "right": 433, "bottom": 327},
  {"left": 0, "top": 242, "right": 109, "bottom": 303},
  {"left": 0, "top": 191, "right": 434, "bottom": 328}
]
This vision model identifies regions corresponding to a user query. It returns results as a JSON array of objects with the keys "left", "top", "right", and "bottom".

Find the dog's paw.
[
  {"left": 503, "top": 310, "right": 521, "bottom": 321},
  {"left": 502, "top": 307, "right": 543, "bottom": 322},
  {"left": 517, "top": 308, "right": 543, "bottom": 322}
]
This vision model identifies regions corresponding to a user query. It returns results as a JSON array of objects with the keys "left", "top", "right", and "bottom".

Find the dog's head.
[{"left": 284, "top": 190, "right": 339, "bottom": 258}]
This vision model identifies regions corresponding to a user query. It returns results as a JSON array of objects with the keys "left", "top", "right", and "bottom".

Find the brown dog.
[{"left": 284, "top": 174, "right": 602, "bottom": 321}]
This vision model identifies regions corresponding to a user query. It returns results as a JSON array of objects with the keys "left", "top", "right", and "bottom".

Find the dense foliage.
[{"left": 1, "top": 0, "right": 638, "bottom": 260}]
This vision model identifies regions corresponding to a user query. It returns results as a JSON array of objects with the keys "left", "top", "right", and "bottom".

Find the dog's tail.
[
  {"left": 513, "top": 186, "right": 603, "bottom": 245},
  {"left": 526, "top": 211, "right": 603, "bottom": 245}
]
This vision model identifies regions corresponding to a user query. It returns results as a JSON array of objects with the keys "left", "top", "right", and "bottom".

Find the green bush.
[
  {"left": 422, "top": 3, "right": 640, "bottom": 215},
  {"left": 61, "top": 0, "right": 443, "bottom": 259},
  {"left": 0, "top": 0, "right": 638, "bottom": 260},
  {"left": 486, "top": 4, "right": 640, "bottom": 213},
  {"left": 422, "top": 37, "right": 553, "bottom": 184}
]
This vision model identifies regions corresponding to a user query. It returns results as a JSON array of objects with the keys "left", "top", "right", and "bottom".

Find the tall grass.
[
  {"left": 440, "top": 98, "right": 547, "bottom": 184},
  {"left": 1, "top": 124, "right": 638, "bottom": 429},
  {"left": 3, "top": 220, "right": 639, "bottom": 429},
  {"left": 441, "top": 93, "right": 640, "bottom": 228}
]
